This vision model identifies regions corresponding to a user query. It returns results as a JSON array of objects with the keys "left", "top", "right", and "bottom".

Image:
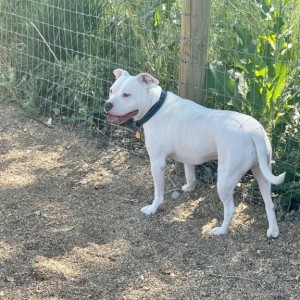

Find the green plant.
[
  {"left": 272, "top": 83, "right": 300, "bottom": 212},
  {"left": 0, "top": 0, "right": 181, "bottom": 125},
  {"left": 207, "top": 0, "right": 292, "bottom": 129},
  {"left": 206, "top": 0, "right": 299, "bottom": 211},
  {"left": 210, "top": 0, "right": 265, "bottom": 63}
]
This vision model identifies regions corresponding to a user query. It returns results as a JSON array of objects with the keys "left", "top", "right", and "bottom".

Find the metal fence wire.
[{"left": 0, "top": 0, "right": 299, "bottom": 211}]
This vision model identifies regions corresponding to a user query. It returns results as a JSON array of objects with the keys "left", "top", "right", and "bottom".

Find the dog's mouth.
[{"left": 106, "top": 110, "right": 138, "bottom": 125}]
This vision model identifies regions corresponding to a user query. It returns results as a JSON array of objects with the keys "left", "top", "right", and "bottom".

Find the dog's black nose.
[{"left": 104, "top": 102, "right": 113, "bottom": 112}]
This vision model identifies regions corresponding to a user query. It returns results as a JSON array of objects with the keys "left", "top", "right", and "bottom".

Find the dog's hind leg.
[
  {"left": 182, "top": 164, "right": 196, "bottom": 192},
  {"left": 251, "top": 165, "right": 279, "bottom": 238},
  {"left": 140, "top": 157, "right": 166, "bottom": 215},
  {"left": 211, "top": 170, "right": 242, "bottom": 235}
]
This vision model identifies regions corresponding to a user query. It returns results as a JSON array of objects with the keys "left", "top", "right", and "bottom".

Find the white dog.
[{"left": 104, "top": 69, "right": 285, "bottom": 238}]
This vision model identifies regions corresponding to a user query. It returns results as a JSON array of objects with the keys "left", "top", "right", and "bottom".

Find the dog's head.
[{"left": 104, "top": 69, "right": 159, "bottom": 125}]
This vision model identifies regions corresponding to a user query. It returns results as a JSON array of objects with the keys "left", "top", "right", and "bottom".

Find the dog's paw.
[
  {"left": 211, "top": 226, "right": 228, "bottom": 236},
  {"left": 140, "top": 205, "right": 157, "bottom": 215},
  {"left": 182, "top": 183, "right": 196, "bottom": 192},
  {"left": 267, "top": 226, "right": 279, "bottom": 238}
]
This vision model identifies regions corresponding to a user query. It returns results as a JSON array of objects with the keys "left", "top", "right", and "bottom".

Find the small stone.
[
  {"left": 6, "top": 276, "right": 15, "bottom": 283},
  {"left": 79, "top": 179, "right": 88, "bottom": 185},
  {"left": 53, "top": 108, "right": 60, "bottom": 116},
  {"left": 171, "top": 191, "right": 180, "bottom": 199},
  {"left": 41, "top": 213, "right": 49, "bottom": 218},
  {"left": 290, "top": 259, "right": 300, "bottom": 266}
]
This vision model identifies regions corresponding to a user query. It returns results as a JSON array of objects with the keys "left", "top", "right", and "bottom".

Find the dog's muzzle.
[{"left": 104, "top": 101, "right": 138, "bottom": 125}]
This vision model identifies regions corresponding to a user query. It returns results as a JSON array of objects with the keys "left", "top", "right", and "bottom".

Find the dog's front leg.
[
  {"left": 182, "top": 164, "right": 196, "bottom": 192},
  {"left": 140, "top": 157, "right": 166, "bottom": 215}
]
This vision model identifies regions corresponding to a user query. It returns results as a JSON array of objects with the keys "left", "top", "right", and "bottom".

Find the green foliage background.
[{"left": 0, "top": 0, "right": 299, "bottom": 213}]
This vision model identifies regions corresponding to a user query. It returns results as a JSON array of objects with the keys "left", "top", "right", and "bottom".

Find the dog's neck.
[
  {"left": 135, "top": 89, "right": 167, "bottom": 128},
  {"left": 134, "top": 85, "right": 162, "bottom": 121}
]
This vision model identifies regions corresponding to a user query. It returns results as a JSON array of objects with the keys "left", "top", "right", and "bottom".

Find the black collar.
[{"left": 135, "top": 90, "right": 167, "bottom": 128}]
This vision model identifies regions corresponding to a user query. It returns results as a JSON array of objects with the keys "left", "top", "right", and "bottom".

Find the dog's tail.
[{"left": 251, "top": 129, "right": 285, "bottom": 185}]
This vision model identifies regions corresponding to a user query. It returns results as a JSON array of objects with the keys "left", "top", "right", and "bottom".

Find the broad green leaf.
[
  {"left": 272, "top": 61, "right": 288, "bottom": 102},
  {"left": 234, "top": 25, "right": 255, "bottom": 52},
  {"left": 206, "top": 63, "right": 235, "bottom": 101},
  {"left": 247, "top": 79, "right": 264, "bottom": 110},
  {"left": 153, "top": 10, "right": 161, "bottom": 27},
  {"left": 233, "top": 61, "right": 248, "bottom": 73},
  {"left": 255, "top": 65, "right": 268, "bottom": 78},
  {"left": 260, "top": 34, "right": 277, "bottom": 50}
]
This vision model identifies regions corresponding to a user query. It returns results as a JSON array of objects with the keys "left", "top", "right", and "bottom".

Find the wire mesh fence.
[{"left": 0, "top": 0, "right": 299, "bottom": 212}]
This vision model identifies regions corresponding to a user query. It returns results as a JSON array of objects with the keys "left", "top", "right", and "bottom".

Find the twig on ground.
[{"left": 29, "top": 117, "right": 55, "bottom": 129}]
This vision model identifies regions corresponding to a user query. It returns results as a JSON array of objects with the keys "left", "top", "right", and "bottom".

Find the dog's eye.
[
  {"left": 109, "top": 89, "right": 112, "bottom": 94},
  {"left": 123, "top": 93, "right": 130, "bottom": 98}
]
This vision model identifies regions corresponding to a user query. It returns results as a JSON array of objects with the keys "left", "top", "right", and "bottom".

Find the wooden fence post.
[{"left": 179, "top": 0, "right": 211, "bottom": 104}]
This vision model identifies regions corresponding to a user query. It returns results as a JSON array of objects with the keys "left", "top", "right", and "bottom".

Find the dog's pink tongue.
[
  {"left": 107, "top": 110, "right": 138, "bottom": 125},
  {"left": 107, "top": 114, "right": 121, "bottom": 124}
]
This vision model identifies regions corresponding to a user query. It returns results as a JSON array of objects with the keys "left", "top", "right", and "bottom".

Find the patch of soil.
[{"left": 0, "top": 101, "right": 299, "bottom": 300}]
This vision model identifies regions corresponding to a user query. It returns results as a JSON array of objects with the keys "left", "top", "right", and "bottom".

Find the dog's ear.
[
  {"left": 113, "top": 69, "right": 129, "bottom": 79},
  {"left": 137, "top": 73, "right": 159, "bottom": 85}
]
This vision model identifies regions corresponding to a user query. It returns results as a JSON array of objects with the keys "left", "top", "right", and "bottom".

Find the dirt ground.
[{"left": 0, "top": 101, "right": 299, "bottom": 300}]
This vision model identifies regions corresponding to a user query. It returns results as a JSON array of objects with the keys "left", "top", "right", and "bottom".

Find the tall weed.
[{"left": 207, "top": 0, "right": 300, "bottom": 211}]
